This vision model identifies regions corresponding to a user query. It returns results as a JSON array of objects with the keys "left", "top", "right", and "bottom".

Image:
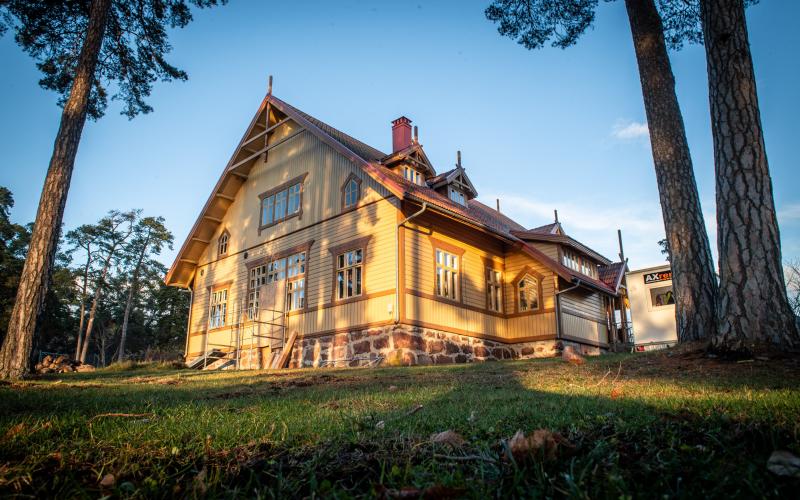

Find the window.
[
  {"left": 259, "top": 174, "right": 306, "bottom": 229},
  {"left": 562, "top": 249, "right": 580, "bottom": 272},
  {"left": 449, "top": 187, "right": 466, "bottom": 206},
  {"left": 649, "top": 285, "right": 674, "bottom": 308},
  {"left": 517, "top": 275, "right": 539, "bottom": 312},
  {"left": 343, "top": 176, "right": 360, "bottom": 209},
  {"left": 435, "top": 249, "right": 459, "bottom": 300},
  {"left": 287, "top": 278, "right": 305, "bottom": 311},
  {"left": 218, "top": 231, "right": 229, "bottom": 257},
  {"left": 580, "top": 257, "right": 597, "bottom": 278},
  {"left": 486, "top": 268, "right": 503, "bottom": 312},
  {"left": 403, "top": 166, "right": 423, "bottom": 185},
  {"left": 209, "top": 288, "right": 228, "bottom": 329},
  {"left": 337, "top": 249, "right": 363, "bottom": 300},
  {"left": 246, "top": 251, "right": 307, "bottom": 316},
  {"left": 286, "top": 252, "right": 306, "bottom": 278},
  {"left": 247, "top": 266, "right": 264, "bottom": 320}
]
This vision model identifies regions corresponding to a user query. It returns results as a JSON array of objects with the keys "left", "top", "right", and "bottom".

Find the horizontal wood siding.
[
  {"left": 560, "top": 289, "right": 605, "bottom": 322},
  {"left": 507, "top": 311, "right": 557, "bottom": 339},
  {"left": 199, "top": 124, "right": 391, "bottom": 264},
  {"left": 503, "top": 251, "right": 556, "bottom": 311},
  {"left": 402, "top": 210, "right": 506, "bottom": 338},
  {"left": 405, "top": 294, "right": 507, "bottom": 338},
  {"left": 561, "top": 313, "right": 608, "bottom": 346},
  {"left": 529, "top": 242, "right": 559, "bottom": 261},
  {"left": 188, "top": 194, "right": 399, "bottom": 356},
  {"left": 559, "top": 288, "right": 609, "bottom": 345}
]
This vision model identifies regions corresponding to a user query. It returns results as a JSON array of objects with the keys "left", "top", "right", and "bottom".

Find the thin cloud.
[
  {"left": 778, "top": 203, "right": 800, "bottom": 223},
  {"left": 612, "top": 120, "right": 649, "bottom": 140}
]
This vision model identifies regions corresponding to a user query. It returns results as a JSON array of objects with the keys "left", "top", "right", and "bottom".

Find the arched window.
[
  {"left": 341, "top": 174, "right": 362, "bottom": 211},
  {"left": 218, "top": 231, "right": 229, "bottom": 257},
  {"left": 517, "top": 274, "right": 539, "bottom": 312}
]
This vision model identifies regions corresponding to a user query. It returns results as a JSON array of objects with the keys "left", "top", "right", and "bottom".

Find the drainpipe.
[
  {"left": 182, "top": 287, "right": 193, "bottom": 363},
  {"left": 554, "top": 279, "right": 582, "bottom": 339},
  {"left": 395, "top": 202, "right": 428, "bottom": 323}
]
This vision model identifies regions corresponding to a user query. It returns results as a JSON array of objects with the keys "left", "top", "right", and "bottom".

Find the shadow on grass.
[{"left": 1, "top": 353, "right": 799, "bottom": 498}]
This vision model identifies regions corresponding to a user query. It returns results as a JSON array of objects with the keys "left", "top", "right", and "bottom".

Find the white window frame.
[
  {"left": 403, "top": 166, "right": 423, "bottom": 185},
  {"left": 486, "top": 268, "right": 503, "bottom": 312},
  {"left": 449, "top": 187, "right": 466, "bottom": 206},
  {"left": 435, "top": 249, "right": 460, "bottom": 301},
  {"left": 209, "top": 288, "right": 228, "bottom": 329},
  {"left": 337, "top": 248, "right": 364, "bottom": 300},
  {"left": 344, "top": 178, "right": 359, "bottom": 208},
  {"left": 286, "top": 277, "right": 305, "bottom": 311},
  {"left": 517, "top": 274, "right": 540, "bottom": 312}
]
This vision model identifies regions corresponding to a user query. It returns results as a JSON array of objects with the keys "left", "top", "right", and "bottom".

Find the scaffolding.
[{"left": 200, "top": 281, "right": 288, "bottom": 370}]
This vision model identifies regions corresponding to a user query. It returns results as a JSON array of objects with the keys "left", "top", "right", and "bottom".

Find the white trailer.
[{"left": 626, "top": 264, "right": 677, "bottom": 351}]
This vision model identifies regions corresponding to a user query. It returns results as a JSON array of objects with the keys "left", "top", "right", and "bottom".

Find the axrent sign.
[{"left": 644, "top": 270, "right": 672, "bottom": 284}]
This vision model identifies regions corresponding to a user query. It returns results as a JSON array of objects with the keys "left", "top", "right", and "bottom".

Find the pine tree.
[{"left": 0, "top": 0, "right": 226, "bottom": 378}]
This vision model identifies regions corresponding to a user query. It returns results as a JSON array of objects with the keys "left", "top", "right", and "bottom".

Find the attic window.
[
  {"left": 403, "top": 166, "right": 423, "bottom": 185},
  {"left": 218, "top": 231, "right": 229, "bottom": 257},
  {"left": 448, "top": 187, "right": 466, "bottom": 206}
]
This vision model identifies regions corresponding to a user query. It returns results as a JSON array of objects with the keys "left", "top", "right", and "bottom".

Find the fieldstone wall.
[{"left": 287, "top": 324, "right": 602, "bottom": 368}]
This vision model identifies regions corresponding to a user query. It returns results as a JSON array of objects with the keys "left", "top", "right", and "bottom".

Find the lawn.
[{"left": 1, "top": 348, "right": 799, "bottom": 498}]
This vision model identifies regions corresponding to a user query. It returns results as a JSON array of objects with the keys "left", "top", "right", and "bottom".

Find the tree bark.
[
  {"left": 699, "top": 0, "right": 800, "bottom": 351},
  {"left": 0, "top": 0, "right": 112, "bottom": 379},
  {"left": 118, "top": 234, "right": 150, "bottom": 362},
  {"left": 624, "top": 0, "right": 719, "bottom": 342},
  {"left": 75, "top": 243, "right": 93, "bottom": 359},
  {"left": 80, "top": 254, "right": 112, "bottom": 363}
]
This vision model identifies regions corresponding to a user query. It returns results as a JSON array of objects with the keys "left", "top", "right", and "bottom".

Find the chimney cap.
[{"left": 392, "top": 116, "right": 413, "bottom": 126}]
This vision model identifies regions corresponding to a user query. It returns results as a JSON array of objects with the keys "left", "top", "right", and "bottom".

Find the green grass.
[{"left": 2, "top": 350, "right": 799, "bottom": 498}]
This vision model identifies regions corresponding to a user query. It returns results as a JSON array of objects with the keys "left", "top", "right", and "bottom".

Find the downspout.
[
  {"left": 182, "top": 286, "right": 193, "bottom": 363},
  {"left": 554, "top": 279, "right": 582, "bottom": 339},
  {"left": 395, "top": 202, "right": 428, "bottom": 323}
]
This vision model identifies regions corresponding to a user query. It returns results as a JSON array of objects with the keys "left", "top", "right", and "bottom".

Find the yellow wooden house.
[{"left": 165, "top": 90, "right": 628, "bottom": 369}]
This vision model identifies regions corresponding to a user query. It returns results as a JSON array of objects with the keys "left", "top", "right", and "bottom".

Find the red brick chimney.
[{"left": 391, "top": 116, "right": 412, "bottom": 153}]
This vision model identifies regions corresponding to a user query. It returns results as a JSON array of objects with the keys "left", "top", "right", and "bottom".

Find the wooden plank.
[
  {"left": 191, "top": 237, "right": 210, "bottom": 244},
  {"left": 240, "top": 116, "right": 291, "bottom": 151},
  {"left": 277, "top": 331, "right": 298, "bottom": 369},
  {"left": 215, "top": 192, "right": 235, "bottom": 202},
  {"left": 203, "top": 215, "right": 222, "bottom": 223}
]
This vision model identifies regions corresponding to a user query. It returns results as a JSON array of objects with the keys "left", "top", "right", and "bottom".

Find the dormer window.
[
  {"left": 403, "top": 166, "right": 423, "bottom": 185},
  {"left": 448, "top": 187, "right": 466, "bottom": 206}
]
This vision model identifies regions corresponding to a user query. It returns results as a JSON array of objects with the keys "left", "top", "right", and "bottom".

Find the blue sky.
[{"left": 1, "top": 0, "right": 798, "bottom": 271}]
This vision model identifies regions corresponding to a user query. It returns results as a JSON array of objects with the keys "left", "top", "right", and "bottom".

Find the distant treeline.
[{"left": 0, "top": 187, "right": 187, "bottom": 366}]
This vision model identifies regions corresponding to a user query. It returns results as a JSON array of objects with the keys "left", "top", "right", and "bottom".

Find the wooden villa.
[{"left": 166, "top": 87, "right": 628, "bottom": 369}]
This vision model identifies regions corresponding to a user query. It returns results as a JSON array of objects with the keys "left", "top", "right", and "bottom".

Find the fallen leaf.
[
  {"left": 610, "top": 387, "right": 623, "bottom": 399},
  {"left": 99, "top": 473, "right": 115, "bottom": 488},
  {"left": 767, "top": 450, "right": 800, "bottom": 478},
  {"left": 508, "top": 429, "right": 572, "bottom": 462},
  {"left": 431, "top": 430, "right": 465, "bottom": 448},
  {"left": 3, "top": 422, "right": 26, "bottom": 440}
]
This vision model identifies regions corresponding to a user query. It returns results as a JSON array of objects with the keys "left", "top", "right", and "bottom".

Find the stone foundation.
[{"left": 287, "top": 324, "right": 602, "bottom": 368}]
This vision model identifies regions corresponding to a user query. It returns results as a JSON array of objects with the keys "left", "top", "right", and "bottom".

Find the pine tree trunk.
[
  {"left": 624, "top": 0, "right": 719, "bottom": 342},
  {"left": 80, "top": 255, "right": 113, "bottom": 363},
  {"left": 700, "top": 0, "right": 800, "bottom": 351},
  {"left": 118, "top": 233, "right": 150, "bottom": 362},
  {"left": 75, "top": 249, "right": 92, "bottom": 359},
  {"left": 0, "top": 0, "right": 112, "bottom": 379},
  {"left": 118, "top": 281, "right": 136, "bottom": 363}
]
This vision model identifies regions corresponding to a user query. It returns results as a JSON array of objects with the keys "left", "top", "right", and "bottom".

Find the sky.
[{"left": 1, "top": 0, "right": 798, "bottom": 272}]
